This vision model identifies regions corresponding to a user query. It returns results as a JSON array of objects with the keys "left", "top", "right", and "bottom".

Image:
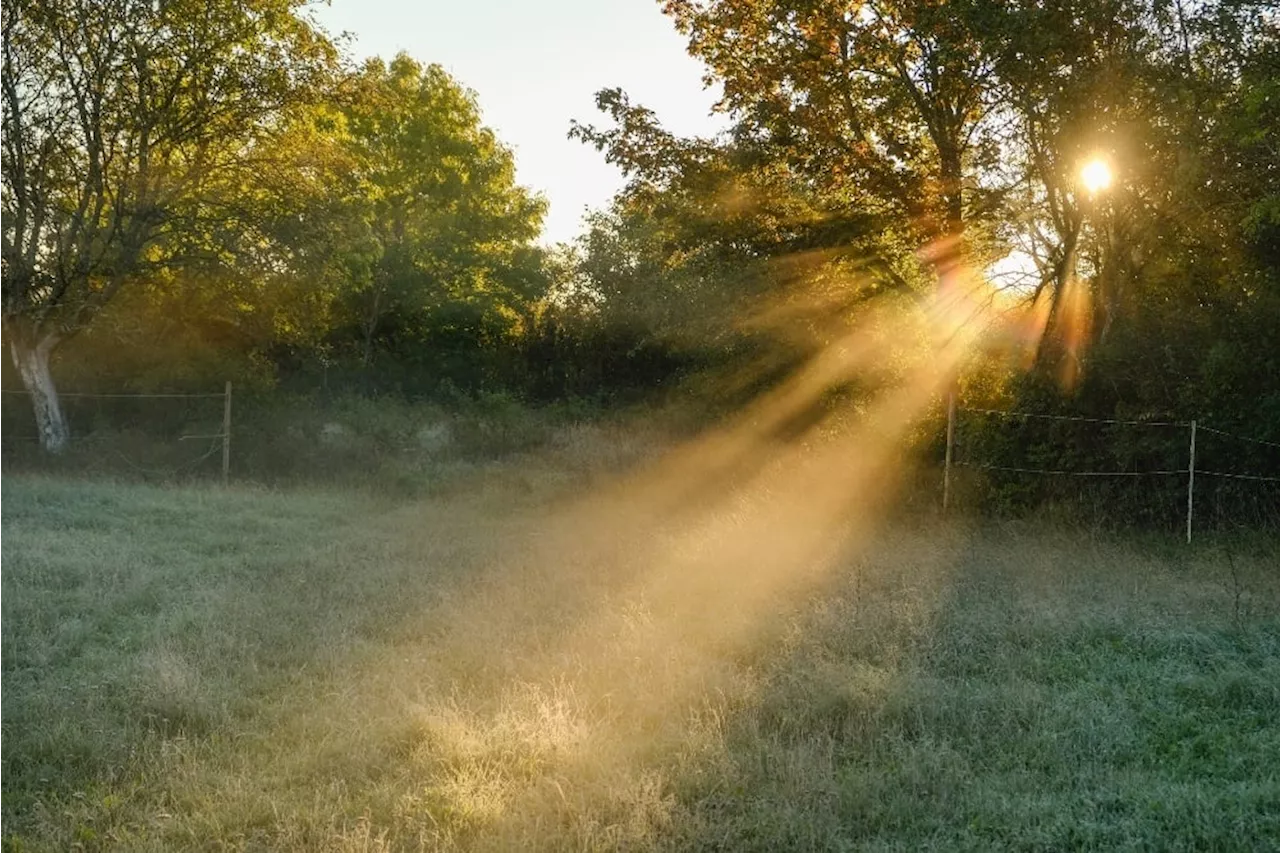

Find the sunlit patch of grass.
[{"left": 3, "top": 470, "right": 1278, "bottom": 851}]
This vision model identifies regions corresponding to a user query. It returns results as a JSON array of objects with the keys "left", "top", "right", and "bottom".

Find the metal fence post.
[
  {"left": 222, "top": 381, "right": 232, "bottom": 486},
  {"left": 1186, "top": 419, "right": 1196, "bottom": 544},
  {"left": 943, "top": 391, "right": 956, "bottom": 512}
]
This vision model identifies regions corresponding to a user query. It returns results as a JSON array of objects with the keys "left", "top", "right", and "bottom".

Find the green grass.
[{"left": 3, "top": 467, "right": 1278, "bottom": 851}]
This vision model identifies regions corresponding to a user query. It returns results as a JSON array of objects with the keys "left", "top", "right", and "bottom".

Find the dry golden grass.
[{"left": 3, "top": 433, "right": 1279, "bottom": 851}]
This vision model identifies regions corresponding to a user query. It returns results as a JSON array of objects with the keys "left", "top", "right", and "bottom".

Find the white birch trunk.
[{"left": 9, "top": 334, "right": 69, "bottom": 453}]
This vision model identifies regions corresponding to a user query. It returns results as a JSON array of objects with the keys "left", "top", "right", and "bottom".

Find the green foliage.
[
  {"left": 4, "top": 0, "right": 1276, "bottom": 525},
  {"left": 1, "top": 0, "right": 339, "bottom": 343},
  {"left": 567, "top": 86, "right": 936, "bottom": 412},
  {"left": 330, "top": 54, "right": 550, "bottom": 373},
  {"left": 939, "top": 0, "right": 1280, "bottom": 523},
  {"left": 557, "top": 0, "right": 1280, "bottom": 524}
]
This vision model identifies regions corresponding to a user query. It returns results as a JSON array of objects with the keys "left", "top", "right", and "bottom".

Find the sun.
[{"left": 1080, "top": 158, "right": 1113, "bottom": 194}]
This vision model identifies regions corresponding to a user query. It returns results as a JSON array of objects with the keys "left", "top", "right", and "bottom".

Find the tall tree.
[
  {"left": 337, "top": 55, "right": 548, "bottom": 374},
  {"left": 977, "top": 0, "right": 1156, "bottom": 383},
  {"left": 1, "top": 0, "right": 336, "bottom": 451},
  {"left": 572, "top": 88, "right": 929, "bottom": 339},
  {"left": 664, "top": 0, "right": 1002, "bottom": 268},
  {"left": 988, "top": 0, "right": 1278, "bottom": 379}
]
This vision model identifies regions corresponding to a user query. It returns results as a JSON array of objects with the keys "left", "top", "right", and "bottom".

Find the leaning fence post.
[
  {"left": 1185, "top": 419, "right": 1196, "bottom": 544},
  {"left": 943, "top": 391, "right": 956, "bottom": 512},
  {"left": 222, "top": 381, "right": 232, "bottom": 486}
]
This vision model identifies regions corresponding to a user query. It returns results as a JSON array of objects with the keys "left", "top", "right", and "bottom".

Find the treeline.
[
  {"left": 562, "top": 0, "right": 1280, "bottom": 525},
  {"left": 3, "top": 0, "right": 1278, "bottom": 523},
  {"left": 1, "top": 1, "right": 684, "bottom": 455}
]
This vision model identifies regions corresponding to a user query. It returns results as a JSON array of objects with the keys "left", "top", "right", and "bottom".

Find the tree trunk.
[
  {"left": 362, "top": 284, "right": 383, "bottom": 370},
  {"left": 1033, "top": 215, "right": 1082, "bottom": 372},
  {"left": 10, "top": 333, "right": 69, "bottom": 453}
]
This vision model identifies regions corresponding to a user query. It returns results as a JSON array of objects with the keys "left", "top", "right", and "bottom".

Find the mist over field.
[{"left": 3, "top": 0, "right": 1279, "bottom": 849}]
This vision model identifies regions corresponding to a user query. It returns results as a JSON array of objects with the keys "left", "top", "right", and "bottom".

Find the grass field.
[{"left": 3, "top": 445, "right": 1279, "bottom": 851}]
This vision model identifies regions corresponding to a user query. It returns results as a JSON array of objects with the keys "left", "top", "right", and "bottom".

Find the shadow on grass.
[
  {"left": 3, "top": 440, "right": 1278, "bottom": 851},
  {"left": 659, "top": 527, "right": 1280, "bottom": 851}
]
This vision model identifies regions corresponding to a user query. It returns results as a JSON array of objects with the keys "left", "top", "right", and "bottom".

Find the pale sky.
[{"left": 311, "top": 0, "right": 727, "bottom": 245}]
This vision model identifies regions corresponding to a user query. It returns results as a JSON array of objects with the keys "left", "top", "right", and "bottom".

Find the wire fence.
[
  {"left": 0, "top": 391, "right": 225, "bottom": 399},
  {"left": 959, "top": 406, "right": 1191, "bottom": 428},
  {"left": 2, "top": 384, "right": 233, "bottom": 483},
  {"left": 947, "top": 406, "right": 1280, "bottom": 540},
  {"left": 4, "top": 385, "right": 1277, "bottom": 535}
]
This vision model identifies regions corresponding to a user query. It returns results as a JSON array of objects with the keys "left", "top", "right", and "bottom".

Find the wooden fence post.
[
  {"left": 222, "top": 381, "right": 232, "bottom": 486},
  {"left": 1186, "top": 419, "right": 1196, "bottom": 544}
]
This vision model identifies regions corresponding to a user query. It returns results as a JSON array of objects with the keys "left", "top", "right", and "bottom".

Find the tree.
[
  {"left": 664, "top": 0, "right": 1003, "bottom": 270},
  {"left": 1, "top": 0, "right": 336, "bottom": 451},
  {"left": 972, "top": 0, "right": 1156, "bottom": 384},
  {"left": 569, "top": 85, "right": 942, "bottom": 415},
  {"left": 954, "top": 0, "right": 1280, "bottom": 521},
  {"left": 336, "top": 55, "right": 548, "bottom": 377},
  {"left": 986, "top": 0, "right": 1278, "bottom": 377}
]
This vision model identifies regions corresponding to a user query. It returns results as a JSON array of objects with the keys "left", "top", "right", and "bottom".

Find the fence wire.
[
  {"left": 3, "top": 386, "right": 229, "bottom": 479},
  {"left": 1196, "top": 424, "right": 1280, "bottom": 451},
  {"left": 1194, "top": 470, "right": 1280, "bottom": 483},
  {"left": 958, "top": 409, "right": 1280, "bottom": 477},
  {"left": 952, "top": 407, "right": 1280, "bottom": 533},
  {"left": 961, "top": 406, "right": 1190, "bottom": 427},
  {"left": 1, "top": 390, "right": 224, "bottom": 398},
  {"left": 957, "top": 462, "right": 1187, "bottom": 478}
]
